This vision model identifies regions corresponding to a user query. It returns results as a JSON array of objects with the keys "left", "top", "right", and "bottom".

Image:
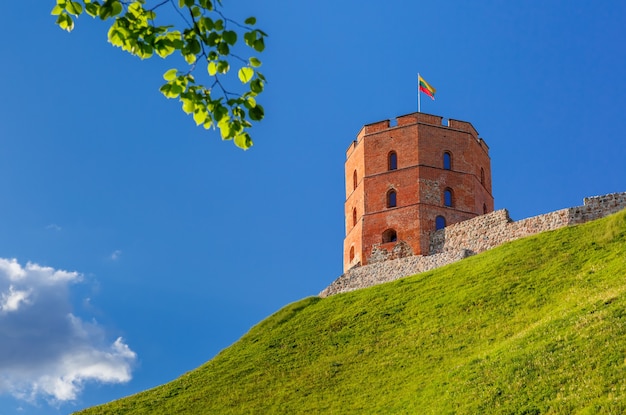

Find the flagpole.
[{"left": 417, "top": 73, "right": 421, "bottom": 113}]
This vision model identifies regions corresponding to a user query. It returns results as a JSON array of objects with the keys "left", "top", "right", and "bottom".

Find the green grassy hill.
[{"left": 77, "top": 209, "right": 626, "bottom": 414}]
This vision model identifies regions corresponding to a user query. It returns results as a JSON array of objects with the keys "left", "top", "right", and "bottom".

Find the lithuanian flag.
[{"left": 418, "top": 75, "right": 436, "bottom": 100}]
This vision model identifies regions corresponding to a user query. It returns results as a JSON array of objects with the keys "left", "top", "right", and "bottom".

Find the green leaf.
[
  {"left": 127, "top": 2, "right": 142, "bottom": 18},
  {"left": 245, "top": 96, "right": 257, "bottom": 108},
  {"left": 222, "top": 30, "right": 237, "bottom": 46},
  {"left": 201, "top": 17, "right": 214, "bottom": 31},
  {"left": 207, "top": 61, "right": 217, "bottom": 76},
  {"left": 181, "top": 98, "right": 195, "bottom": 114},
  {"left": 249, "top": 57, "right": 261, "bottom": 67},
  {"left": 65, "top": 1, "right": 83, "bottom": 16},
  {"left": 159, "top": 84, "right": 175, "bottom": 98},
  {"left": 253, "top": 38, "right": 265, "bottom": 52},
  {"left": 99, "top": 4, "right": 112, "bottom": 19},
  {"left": 108, "top": 27, "right": 124, "bottom": 47},
  {"left": 137, "top": 42, "right": 154, "bottom": 59},
  {"left": 56, "top": 13, "right": 75, "bottom": 32},
  {"left": 216, "top": 60, "right": 229, "bottom": 74},
  {"left": 193, "top": 109, "right": 208, "bottom": 125},
  {"left": 51, "top": 5, "right": 64, "bottom": 16},
  {"left": 163, "top": 68, "right": 178, "bottom": 81},
  {"left": 234, "top": 132, "right": 253, "bottom": 150},
  {"left": 243, "top": 31, "right": 255, "bottom": 47},
  {"left": 238, "top": 67, "right": 254, "bottom": 84},
  {"left": 250, "top": 79, "right": 264, "bottom": 94},
  {"left": 244, "top": 17, "right": 256, "bottom": 25},
  {"left": 217, "top": 42, "right": 229, "bottom": 55},
  {"left": 85, "top": 2, "right": 100, "bottom": 17},
  {"left": 188, "top": 38, "right": 201, "bottom": 55},
  {"left": 207, "top": 32, "right": 220, "bottom": 46},
  {"left": 199, "top": 0, "right": 213, "bottom": 10},
  {"left": 212, "top": 104, "right": 227, "bottom": 122},
  {"left": 184, "top": 53, "right": 197, "bottom": 64},
  {"left": 164, "top": 31, "right": 183, "bottom": 50},
  {"left": 111, "top": 1, "right": 123, "bottom": 17},
  {"left": 184, "top": 0, "right": 195, "bottom": 6},
  {"left": 218, "top": 118, "right": 231, "bottom": 139},
  {"left": 170, "top": 83, "right": 183, "bottom": 96},
  {"left": 248, "top": 105, "right": 264, "bottom": 121},
  {"left": 155, "top": 38, "right": 176, "bottom": 58}
]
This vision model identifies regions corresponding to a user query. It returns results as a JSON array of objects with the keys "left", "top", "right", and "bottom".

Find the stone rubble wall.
[
  {"left": 320, "top": 192, "right": 626, "bottom": 297},
  {"left": 430, "top": 191, "right": 626, "bottom": 255},
  {"left": 318, "top": 249, "right": 472, "bottom": 298}
]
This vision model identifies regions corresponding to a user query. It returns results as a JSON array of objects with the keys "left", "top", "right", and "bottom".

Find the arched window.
[
  {"left": 349, "top": 246, "right": 355, "bottom": 262},
  {"left": 382, "top": 229, "right": 397, "bottom": 243},
  {"left": 443, "top": 152, "right": 452, "bottom": 170},
  {"left": 444, "top": 188, "right": 453, "bottom": 207},
  {"left": 388, "top": 151, "right": 397, "bottom": 171},
  {"left": 387, "top": 189, "right": 397, "bottom": 208},
  {"left": 483, "top": 203, "right": 488, "bottom": 214},
  {"left": 435, "top": 216, "right": 446, "bottom": 230},
  {"left": 352, "top": 208, "right": 357, "bottom": 227},
  {"left": 480, "top": 168, "right": 485, "bottom": 186},
  {"left": 353, "top": 170, "right": 358, "bottom": 190}
]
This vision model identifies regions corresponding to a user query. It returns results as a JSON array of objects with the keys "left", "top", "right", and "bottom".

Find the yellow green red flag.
[{"left": 418, "top": 74, "right": 436, "bottom": 100}]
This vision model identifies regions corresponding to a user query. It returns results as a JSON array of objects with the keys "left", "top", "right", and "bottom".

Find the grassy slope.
[{"left": 77, "top": 210, "right": 626, "bottom": 414}]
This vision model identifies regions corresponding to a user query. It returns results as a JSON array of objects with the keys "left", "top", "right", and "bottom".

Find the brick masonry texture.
[
  {"left": 343, "top": 112, "right": 494, "bottom": 272},
  {"left": 320, "top": 191, "right": 626, "bottom": 297}
]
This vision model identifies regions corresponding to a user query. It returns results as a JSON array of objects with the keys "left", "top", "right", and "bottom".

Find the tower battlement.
[{"left": 348, "top": 113, "right": 489, "bottom": 158}]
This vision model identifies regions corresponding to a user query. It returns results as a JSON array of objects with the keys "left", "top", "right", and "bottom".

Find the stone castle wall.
[
  {"left": 320, "top": 191, "right": 626, "bottom": 297},
  {"left": 430, "top": 192, "right": 626, "bottom": 255}
]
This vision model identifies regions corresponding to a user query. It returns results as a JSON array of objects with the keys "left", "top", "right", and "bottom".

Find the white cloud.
[
  {"left": 110, "top": 250, "right": 122, "bottom": 261},
  {"left": 0, "top": 286, "right": 31, "bottom": 313},
  {"left": 0, "top": 258, "right": 136, "bottom": 404},
  {"left": 0, "top": 258, "right": 27, "bottom": 281}
]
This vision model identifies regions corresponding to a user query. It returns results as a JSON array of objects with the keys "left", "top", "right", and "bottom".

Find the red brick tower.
[{"left": 343, "top": 112, "right": 494, "bottom": 272}]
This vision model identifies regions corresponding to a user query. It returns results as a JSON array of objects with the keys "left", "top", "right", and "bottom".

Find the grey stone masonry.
[
  {"left": 430, "top": 191, "right": 626, "bottom": 255},
  {"left": 318, "top": 249, "right": 473, "bottom": 298},
  {"left": 320, "top": 191, "right": 626, "bottom": 297}
]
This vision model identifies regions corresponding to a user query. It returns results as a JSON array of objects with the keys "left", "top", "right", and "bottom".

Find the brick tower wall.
[
  {"left": 344, "top": 137, "right": 365, "bottom": 269},
  {"left": 343, "top": 112, "right": 494, "bottom": 272}
]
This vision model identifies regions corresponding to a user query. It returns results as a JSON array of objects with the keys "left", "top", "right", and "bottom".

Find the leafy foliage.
[
  {"left": 52, "top": 0, "right": 267, "bottom": 149},
  {"left": 75, "top": 209, "right": 626, "bottom": 413}
]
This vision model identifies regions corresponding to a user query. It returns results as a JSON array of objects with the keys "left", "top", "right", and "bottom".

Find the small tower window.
[
  {"left": 483, "top": 203, "right": 488, "bottom": 214},
  {"left": 444, "top": 188, "right": 453, "bottom": 207},
  {"left": 353, "top": 169, "right": 358, "bottom": 190},
  {"left": 352, "top": 208, "right": 357, "bottom": 227},
  {"left": 443, "top": 152, "right": 452, "bottom": 170},
  {"left": 435, "top": 216, "right": 446, "bottom": 230},
  {"left": 480, "top": 168, "right": 485, "bottom": 186},
  {"left": 387, "top": 189, "right": 397, "bottom": 208},
  {"left": 349, "top": 246, "right": 355, "bottom": 262},
  {"left": 388, "top": 151, "right": 398, "bottom": 171},
  {"left": 382, "top": 229, "right": 397, "bottom": 243}
]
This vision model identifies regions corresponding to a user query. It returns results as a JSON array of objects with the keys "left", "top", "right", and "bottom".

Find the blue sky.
[{"left": 1, "top": 1, "right": 625, "bottom": 413}]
